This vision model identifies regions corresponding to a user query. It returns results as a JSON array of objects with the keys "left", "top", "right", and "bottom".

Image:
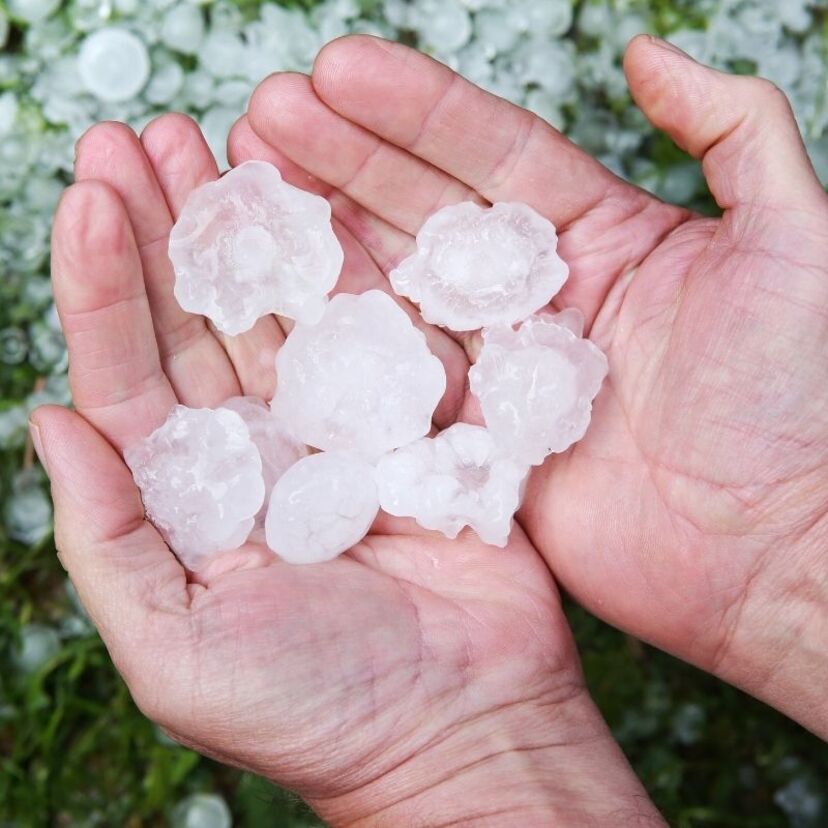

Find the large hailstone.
[
  {"left": 265, "top": 452, "right": 379, "bottom": 565},
  {"left": 390, "top": 202, "right": 568, "bottom": 331},
  {"left": 125, "top": 406, "right": 264, "bottom": 570},
  {"left": 169, "top": 161, "right": 343, "bottom": 336},
  {"left": 469, "top": 314, "right": 609, "bottom": 466},
  {"left": 375, "top": 423, "right": 529, "bottom": 547},
  {"left": 272, "top": 290, "right": 447, "bottom": 460}
]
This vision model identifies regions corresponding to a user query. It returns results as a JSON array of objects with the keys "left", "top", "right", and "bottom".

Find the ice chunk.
[
  {"left": 265, "top": 452, "right": 379, "bottom": 564},
  {"left": 78, "top": 28, "right": 151, "bottom": 103},
  {"left": 390, "top": 202, "right": 568, "bottom": 331},
  {"left": 272, "top": 290, "right": 447, "bottom": 460},
  {"left": 125, "top": 406, "right": 265, "bottom": 570},
  {"left": 468, "top": 313, "right": 608, "bottom": 466},
  {"left": 169, "top": 161, "right": 343, "bottom": 336},
  {"left": 220, "top": 396, "right": 307, "bottom": 532},
  {"left": 375, "top": 423, "right": 529, "bottom": 547}
]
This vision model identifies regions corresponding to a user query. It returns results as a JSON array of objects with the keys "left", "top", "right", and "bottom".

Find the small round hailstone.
[
  {"left": 168, "top": 161, "right": 343, "bottom": 336},
  {"left": 220, "top": 396, "right": 307, "bottom": 530},
  {"left": 375, "top": 423, "right": 529, "bottom": 547},
  {"left": 272, "top": 290, "right": 447, "bottom": 460},
  {"left": 125, "top": 406, "right": 265, "bottom": 570},
  {"left": 469, "top": 314, "right": 609, "bottom": 466},
  {"left": 265, "top": 452, "right": 379, "bottom": 564},
  {"left": 390, "top": 202, "right": 569, "bottom": 331},
  {"left": 78, "top": 28, "right": 151, "bottom": 103}
]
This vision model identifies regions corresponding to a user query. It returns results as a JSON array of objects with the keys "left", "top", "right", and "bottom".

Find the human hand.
[
  {"left": 235, "top": 34, "right": 828, "bottom": 738},
  {"left": 31, "top": 115, "right": 664, "bottom": 824}
]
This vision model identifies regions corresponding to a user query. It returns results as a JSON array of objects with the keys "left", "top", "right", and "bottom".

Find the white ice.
[
  {"left": 265, "top": 452, "right": 379, "bottom": 564},
  {"left": 125, "top": 405, "right": 264, "bottom": 570},
  {"left": 272, "top": 290, "right": 447, "bottom": 460},
  {"left": 468, "top": 312, "right": 608, "bottom": 466},
  {"left": 390, "top": 201, "right": 569, "bottom": 331},
  {"left": 78, "top": 28, "right": 151, "bottom": 103},
  {"left": 374, "top": 423, "right": 529, "bottom": 547},
  {"left": 169, "top": 160, "right": 343, "bottom": 336}
]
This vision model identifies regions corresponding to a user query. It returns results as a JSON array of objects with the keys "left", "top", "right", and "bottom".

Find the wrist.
[{"left": 307, "top": 689, "right": 665, "bottom": 827}]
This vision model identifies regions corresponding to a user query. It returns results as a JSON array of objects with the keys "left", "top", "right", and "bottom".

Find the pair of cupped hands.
[{"left": 33, "top": 34, "right": 828, "bottom": 825}]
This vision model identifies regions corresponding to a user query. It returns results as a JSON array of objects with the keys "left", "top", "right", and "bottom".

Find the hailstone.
[
  {"left": 375, "top": 423, "right": 529, "bottom": 547},
  {"left": 272, "top": 290, "right": 447, "bottom": 460},
  {"left": 169, "top": 160, "right": 343, "bottom": 336},
  {"left": 265, "top": 452, "right": 379, "bottom": 564},
  {"left": 469, "top": 314, "right": 609, "bottom": 466},
  {"left": 390, "top": 201, "right": 568, "bottom": 331},
  {"left": 125, "top": 406, "right": 265, "bottom": 570}
]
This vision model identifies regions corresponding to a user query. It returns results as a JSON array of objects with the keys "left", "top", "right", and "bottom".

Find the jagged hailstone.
[
  {"left": 272, "top": 290, "right": 447, "bottom": 460},
  {"left": 219, "top": 396, "right": 307, "bottom": 533},
  {"left": 265, "top": 452, "right": 379, "bottom": 564},
  {"left": 125, "top": 406, "right": 265, "bottom": 570},
  {"left": 390, "top": 202, "right": 568, "bottom": 331},
  {"left": 469, "top": 313, "right": 608, "bottom": 466},
  {"left": 375, "top": 423, "right": 529, "bottom": 547},
  {"left": 168, "top": 161, "right": 343, "bottom": 336}
]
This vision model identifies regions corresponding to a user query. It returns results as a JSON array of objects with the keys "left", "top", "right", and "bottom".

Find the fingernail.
[
  {"left": 652, "top": 36, "right": 694, "bottom": 61},
  {"left": 29, "top": 421, "right": 50, "bottom": 475}
]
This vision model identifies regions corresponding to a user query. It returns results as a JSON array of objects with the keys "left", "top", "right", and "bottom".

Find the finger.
[
  {"left": 624, "top": 35, "right": 828, "bottom": 210},
  {"left": 75, "top": 121, "right": 240, "bottom": 407},
  {"left": 51, "top": 181, "right": 176, "bottom": 451},
  {"left": 312, "top": 36, "right": 633, "bottom": 227},
  {"left": 29, "top": 405, "right": 187, "bottom": 672},
  {"left": 247, "top": 72, "right": 481, "bottom": 236}
]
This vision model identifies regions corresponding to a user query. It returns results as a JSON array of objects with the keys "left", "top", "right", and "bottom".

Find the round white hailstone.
[
  {"left": 78, "top": 28, "right": 151, "bottom": 103},
  {"left": 390, "top": 202, "right": 569, "bottom": 332},
  {"left": 411, "top": 0, "right": 472, "bottom": 53},
  {"left": 265, "top": 452, "right": 379, "bottom": 565},
  {"left": 469, "top": 314, "right": 609, "bottom": 466},
  {"left": 376, "top": 423, "right": 529, "bottom": 547},
  {"left": 161, "top": 3, "right": 206, "bottom": 55},
  {"left": 220, "top": 396, "right": 307, "bottom": 530},
  {"left": 169, "top": 161, "right": 343, "bottom": 335},
  {"left": 199, "top": 105, "right": 240, "bottom": 170},
  {"left": 12, "top": 624, "right": 61, "bottom": 675},
  {"left": 125, "top": 406, "right": 265, "bottom": 570},
  {"left": 171, "top": 793, "right": 232, "bottom": 828},
  {"left": 272, "top": 290, "right": 447, "bottom": 460},
  {"left": 7, "top": 0, "right": 61, "bottom": 24}
]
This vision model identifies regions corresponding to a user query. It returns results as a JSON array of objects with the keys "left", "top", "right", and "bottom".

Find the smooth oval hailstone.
[
  {"left": 390, "top": 201, "right": 569, "bottom": 331},
  {"left": 272, "top": 290, "right": 447, "bottom": 460},
  {"left": 375, "top": 423, "right": 529, "bottom": 547},
  {"left": 125, "top": 406, "right": 265, "bottom": 570},
  {"left": 169, "top": 160, "right": 343, "bottom": 336},
  {"left": 469, "top": 313, "right": 609, "bottom": 466},
  {"left": 265, "top": 452, "right": 379, "bottom": 564},
  {"left": 78, "top": 27, "right": 151, "bottom": 103}
]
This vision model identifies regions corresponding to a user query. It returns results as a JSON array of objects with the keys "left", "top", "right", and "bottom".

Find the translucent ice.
[
  {"left": 375, "top": 423, "right": 529, "bottom": 547},
  {"left": 468, "top": 314, "right": 608, "bottom": 466},
  {"left": 78, "top": 28, "right": 151, "bottom": 103},
  {"left": 265, "top": 452, "right": 379, "bottom": 564},
  {"left": 272, "top": 290, "right": 447, "bottom": 460},
  {"left": 169, "top": 161, "right": 343, "bottom": 336},
  {"left": 125, "top": 406, "right": 265, "bottom": 570},
  {"left": 390, "top": 202, "right": 569, "bottom": 331},
  {"left": 220, "top": 396, "right": 307, "bottom": 531}
]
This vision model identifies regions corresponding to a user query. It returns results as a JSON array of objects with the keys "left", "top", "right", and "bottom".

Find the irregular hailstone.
[
  {"left": 169, "top": 161, "right": 343, "bottom": 336},
  {"left": 125, "top": 406, "right": 265, "bottom": 570},
  {"left": 375, "top": 423, "right": 529, "bottom": 547},
  {"left": 468, "top": 313, "right": 609, "bottom": 466},
  {"left": 272, "top": 290, "right": 447, "bottom": 460},
  {"left": 390, "top": 202, "right": 568, "bottom": 331},
  {"left": 220, "top": 396, "right": 307, "bottom": 532},
  {"left": 265, "top": 452, "right": 379, "bottom": 564}
]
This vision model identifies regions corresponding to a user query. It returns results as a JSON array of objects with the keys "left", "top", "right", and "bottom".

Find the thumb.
[{"left": 624, "top": 35, "right": 827, "bottom": 211}]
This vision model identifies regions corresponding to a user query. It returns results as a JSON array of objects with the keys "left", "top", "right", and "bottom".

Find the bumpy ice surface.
[
  {"left": 169, "top": 160, "right": 343, "bottom": 336},
  {"left": 125, "top": 406, "right": 265, "bottom": 570},
  {"left": 220, "top": 396, "right": 307, "bottom": 532},
  {"left": 265, "top": 452, "right": 379, "bottom": 564},
  {"left": 375, "top": 423, "right": 529, "bottom": 547},
  {"left": 272, "top": 290, "right": 447, "bottom": 460},
  {"left": 469, "top": 313, "right": 608, "bottom": 466},
  {"left": 390, "top": 201, "right": 569, "bottom": 331}
]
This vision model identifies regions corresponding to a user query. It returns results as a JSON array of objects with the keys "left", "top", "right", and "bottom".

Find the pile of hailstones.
[{"left": 126, "top": 161, "right": 608, "bottom": 569}]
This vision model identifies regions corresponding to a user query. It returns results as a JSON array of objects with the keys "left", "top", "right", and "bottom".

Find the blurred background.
[{"left": 1, "top": 0, "right": 827, "bottom": 826}]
